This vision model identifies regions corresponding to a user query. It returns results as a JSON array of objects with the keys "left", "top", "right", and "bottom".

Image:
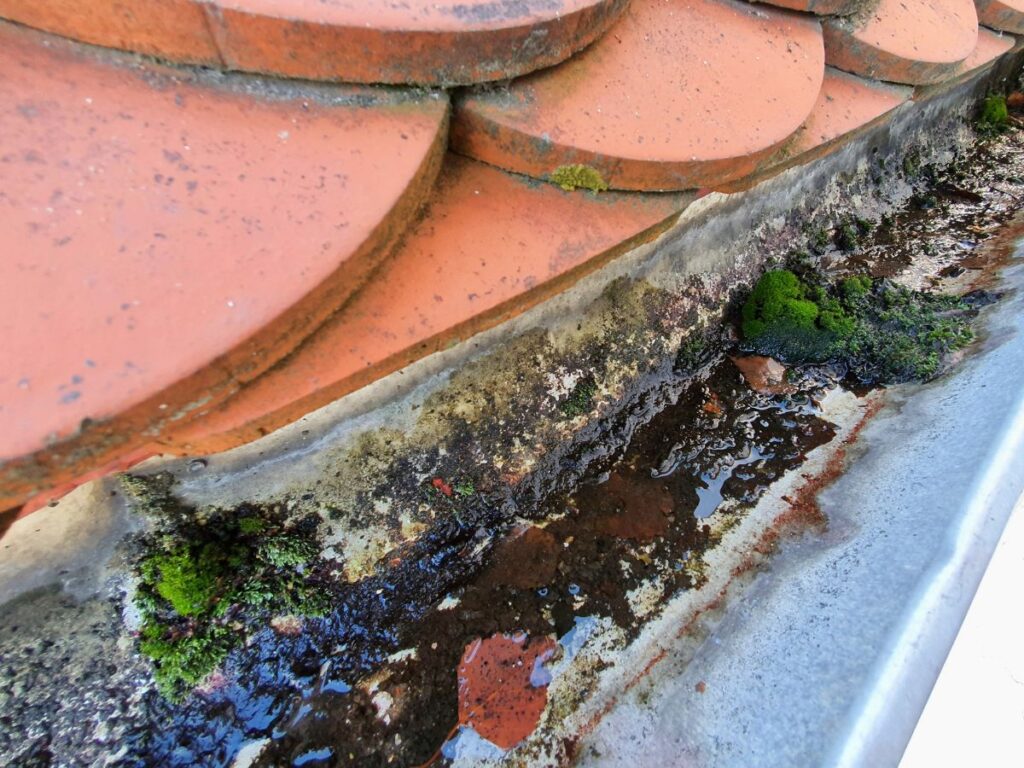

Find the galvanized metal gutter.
[{"left": 579, "top": 247, "right": 1024, "bottom": 767}]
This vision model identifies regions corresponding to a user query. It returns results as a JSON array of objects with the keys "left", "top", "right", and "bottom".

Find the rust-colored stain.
[
  {"left": 574, "top": 395, "right": 885, "bottom": 744},
  {"left": 824, "top": 0, "right": 978, "bottom": 85},
  {"left": 480, "top": 526, "right": 560, "bottom": 590},
  {"left": 0, "top": 24, "right": 448, "bottom": 509},
  {"left": 165, "top": 154, "right": 689, "bottom": 454},
  {"left": 755, "top": 395, "right": 883, "bottom": 556},
  {"left": 453, "top": 0, "right": 825, "bottom": 191},
  {"left": 975, "top": 0, "right": 1024, "bottom": 34},
  {"left": 457, "top": 632, "right": 557, "bottom": 750},
  {"left": 0, "top": 0, "right": 630, "bottom": 86},
  {"left": 576, "top": 470, "right": 674, "bottom": 542}
]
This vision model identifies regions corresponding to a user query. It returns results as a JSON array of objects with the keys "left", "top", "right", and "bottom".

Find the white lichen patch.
[
  {"left": 269, "top": 615, "right": 302, "bottom": 636},
  {"left": 625, "top": 578, "right": 666, "bottom": 620},
  {"left": 544, "top": 366, "right": 585, "bottom": 400},
  {"left": 386, "top": 647, "right": 419, "bottom": 665},
  {"left": 322, "top": 525, "right": 395, "bottom": 583},
  {"left": 371, "top": 691, "right": 394, "bottom": 724},
  {"left": 436, "top": 594, "right": 461, "bottom": 611},
  {"left": 399, "top": 511, "right": 428, "bottom": 542}
]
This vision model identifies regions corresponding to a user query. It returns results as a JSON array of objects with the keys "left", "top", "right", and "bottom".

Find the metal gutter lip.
[
  {"left": 827, "top": 254, "right": 1024, "bottom": 767},
  {"left": 579, "top": 252, "right": 1024, "bottom": 768},
  {"left": 831, "top": 374, "right": 1024, "bottom": 767}
]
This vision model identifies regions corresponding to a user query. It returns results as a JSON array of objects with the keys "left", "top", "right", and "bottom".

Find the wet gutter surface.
[
  {"left": 249, "top": 120, "right": 1024, "bottom": 768},
  {"left": 579, "top": 228, "right": 1024, "bottom": 768},
  {"left": 4, "top": 107, "right": 1024, "bottom": 768},
  {"left": 244, "top": 129, "right": 1024, "bottom": 766}
]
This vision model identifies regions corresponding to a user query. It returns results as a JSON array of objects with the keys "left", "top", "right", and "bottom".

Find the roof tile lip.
[
  {"left": 744, "top": 0, "right": 864, "bottom": 15},
  {"left": 162, "top": 154, "right": 691, "bottom": 455},
  {"left": 215, "top": 0, "right": 618, "bottom": 33},
  {"left": 824, "top": 0, "right": 979, "bottom": 84},
  {"left": 720, "top": 66, "right": 911, "bottom": 191},
  {"left": 957, "top": 24, "right": 1017, "bottom": 71},
  {"left": 0, "top": 0, "right": 221, "bottom": 65},
  {"left": 0, "top": 0, "right": 632, "bottom": 86},
  {"left": 0, "top": 22, "right": 449, "bottom": 509},
  {"left": 452, "top": 0, "right": 825, "bottom": 192},
  {"left": 975, "top": 0, "right": 1024, "bottom": 33}
]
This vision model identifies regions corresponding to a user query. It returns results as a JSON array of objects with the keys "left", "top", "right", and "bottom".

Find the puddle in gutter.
[{"left": 245, "top": 358, "right": 840, "bottom": 767}]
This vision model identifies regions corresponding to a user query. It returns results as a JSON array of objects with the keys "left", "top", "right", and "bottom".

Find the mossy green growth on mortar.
[
  {"left": 550, "top": 164, "right": 609, "bottom": 192},
  {"left": 741, "top": 270, "right": 975, "bottom": 383},
  {"left": 978, "top": 94, "right": 1010, "bottom": 135},
  {"left": 559, "top": 375, "right": 598, "bottom": 418},
  {"left": 122, "top": 475, "right": 333, "bottom": 700}
]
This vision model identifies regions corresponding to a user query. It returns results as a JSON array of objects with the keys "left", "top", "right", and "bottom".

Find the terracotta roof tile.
[
  {"left": 975, "top": 0, "right": 1024, "bottom": 34},
  {"left": 0, "top": 0, "right": 630, "bottom": 85},
  {"left": 0, "top": 24, "right": 447, "bottom": 506},
  {"left": 1, "top": 0, "right": 1021, "bottom": 511},
  {"left": 721, "top": 68, "right": 910, "bottom": 191},
  {"left": 452, "top": 0, "right": 825, "bottom": 191},
  {"left": 824, "top": 0, "right": 979, "bottom": 84},
  {"left": 164, "top": 155, "right": 690, "bottom": 453}
]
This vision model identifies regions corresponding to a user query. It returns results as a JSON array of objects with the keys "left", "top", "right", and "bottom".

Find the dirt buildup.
[{"left": 243, "top": 356, "right": 839, "bottom": 767}]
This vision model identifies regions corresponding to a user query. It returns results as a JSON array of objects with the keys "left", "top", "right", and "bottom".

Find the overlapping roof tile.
[
  {"left": 0, "top": 0, "right": 630, "bottom": 85},
  {"left": 163, "top": 155, "right": 690, "bottom": 453},
  {"left": 0, "top": 0, "right": 1020, "bottom": 511},
  {"left": 0, "top": 24, "right": 447, "bottom": 507},
  {"left": 452, "top": 0, "right": 825, "bottom": 191},
  {"left": 824, "top": 0, "right": 979, "bottom": 84}
]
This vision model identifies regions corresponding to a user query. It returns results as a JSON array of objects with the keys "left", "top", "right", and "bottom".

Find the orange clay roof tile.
[
  {"left": 1, "top": 0, "right": 1021, "bottom": 512},
  {"left": 452, "top": 0, "right": 826, "bottom": 192},
  {"left": 0, "top": 0, "right": 630, "bottom": 86},
  {"left": 720, "top": 67, "right": 910, "bottom": 191},
  {"left": 162, "top": 154, "right": 691, "bottom": 454},
  {"left": 975, "top": 0, "right": 1024, "bottom": 34},
  {"left": 824, "top": 0, "right": 979, "bottom": 84},
  {"left": 743, "top": 0, "right": 863, "bottom": 15},
  {"left": 0, "top": 24, "right": 448, "bottom": 507}
]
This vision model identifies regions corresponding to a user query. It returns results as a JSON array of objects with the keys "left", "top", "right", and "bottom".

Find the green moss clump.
[
  {"left": 740, "top": 270, "right": 820, "bottom": 340},
  {"left": 139, "top": 622, "right": 233, "bottom": 700},
  {"left": 840, "top": 275, "right": 872, "bottom": 299},
  {"left": 559, "top": 376, "right": 598, "bottom": 418},
  {"left": 144, "top": 545, "right": 222, "bottom": 617},
  {"left": 133, "top": 511, "right": 332, "bottom": 700},
  {"left": 550, "top": 164, "right": 609, "bottom": 193},
  {"left": 258, "top": 536, "right": 316, "bottom": 568},
  {"left": 740, "top": 269, "right": 976, "bottom": 383},
  {"left": 675, "top": 330, "right": 714, "bottom": 373},
  {"left": 978, "top": 94, "right": 1009, "bottom": 134},
  {"left": 834, "top": 217, "right": 875, "bottom": 252},
  {"left": 453, "top": 479, "right": 476, "bottom": 498},
  {"left": 237, "top": 516, "right": 265, "bottom": 535}
]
